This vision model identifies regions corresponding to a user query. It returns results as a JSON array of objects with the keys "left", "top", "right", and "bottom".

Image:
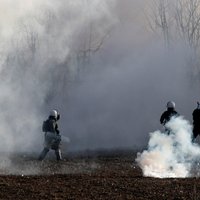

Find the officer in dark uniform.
[
  {"left": 38, "top": 110, "right": 62, "bottom": 161},
  {"left": 192, "top": 102, "right": 200, "bottom": 141},
  {"left": 160, "top": 101, "right": 179, "bottom": 134}
]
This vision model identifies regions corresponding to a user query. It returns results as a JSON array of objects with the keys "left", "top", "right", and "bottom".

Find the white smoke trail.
[
  {"left": 0, "top": 0, "right": 117, "bottom": 174},
  {"left": 136, "top": 116, "right": 200, "bottom": 178},
  {"left": 0, "top": 0, "right": 117, "bottom": 154}
]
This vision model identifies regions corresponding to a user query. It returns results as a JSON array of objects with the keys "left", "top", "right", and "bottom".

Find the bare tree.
[
  {"left": 149, "top": 0, "right": 200, "bottom": 79},
  {"left": 150, "top": 0, "right": 200, "bottom": 51},
  {"left": 77, "top": 27, "right": 111, "bottom": 66},
  {"left": 175, "top": 0, "right": 200, "bottom": 78},
  {"left": 175, "top": 0, "right": 200, "bottom": 52},
  {"left": 75, "top": 1, "right": 113, "bottom": 81},
  {"left": 19, "top": 22, "right": 39, "bottom": 59},
  {"left": 148, "top": 0, "right": 172, "bottom": 48}
]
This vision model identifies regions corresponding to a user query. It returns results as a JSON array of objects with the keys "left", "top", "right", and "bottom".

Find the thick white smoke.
[
  {"left": 136, "top": 116, "right": 200, "bottom": 178},
  {"left": 0, "top": 0, "right": 116, "bottom": 154}
]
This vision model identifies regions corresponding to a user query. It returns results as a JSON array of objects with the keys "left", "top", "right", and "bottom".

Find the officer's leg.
[
  {"left": 193, "top": 126, "right": 199, "bottom": 142},
  {"left": 38, "top": 147, "right": 49, "bottom": 161},
  {"left": 55, "top": 149, "right": 62, "bottom": 161}
]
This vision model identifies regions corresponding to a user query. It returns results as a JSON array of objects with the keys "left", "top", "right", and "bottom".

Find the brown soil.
[{"left": 0, "top": 150, "right": 199, "bottom": 200}]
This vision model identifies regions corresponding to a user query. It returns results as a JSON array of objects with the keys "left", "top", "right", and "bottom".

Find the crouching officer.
[{"left": 38, "top": 110, "right": 62, "bottom": 161}]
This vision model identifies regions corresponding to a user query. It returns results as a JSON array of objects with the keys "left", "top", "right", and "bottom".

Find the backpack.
[{"left": 42, "top": 119, "right": 56, "bottom": 133}]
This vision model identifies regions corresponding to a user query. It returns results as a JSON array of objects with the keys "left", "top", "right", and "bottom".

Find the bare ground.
[{"left": 0, "top": 150, "right": 199, "bottom": 200}]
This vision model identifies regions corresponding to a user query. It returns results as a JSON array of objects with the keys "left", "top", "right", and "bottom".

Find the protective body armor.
[{"left": 42, "top": 119, "right": 56, "bottom": 133}]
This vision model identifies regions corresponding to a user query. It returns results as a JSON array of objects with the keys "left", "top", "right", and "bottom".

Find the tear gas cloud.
[
  {"left": 136, "top": 116, "right": 200, "bottom": 178},
  {"left": 0, "top": 0, "right": 116, "bottom": 153},
  {"left": 0, "top": 0, "right": 199, "bottom": 156}
]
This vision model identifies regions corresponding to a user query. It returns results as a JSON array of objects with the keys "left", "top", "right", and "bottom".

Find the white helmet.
[
  {"left": 49, "top": 110, "right": 58, "bottom": 118},
  {"left": 167, "top": 101, "right": 175, "bottom": 109}
]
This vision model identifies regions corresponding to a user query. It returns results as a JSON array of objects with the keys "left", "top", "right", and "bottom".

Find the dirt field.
[{"left": 0, "top": 150, "right": 200, "bottom": 200}]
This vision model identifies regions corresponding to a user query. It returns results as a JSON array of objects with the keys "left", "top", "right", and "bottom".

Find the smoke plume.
[
  {"left": 0, "top": 0, "right": 116, "bottom": 154},
  {"left": 136, "top": 116, "right": 200, "bottom": 178}
]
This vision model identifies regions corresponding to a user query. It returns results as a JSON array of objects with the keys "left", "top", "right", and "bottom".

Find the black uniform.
[
  {"left": 42, "top": 116, "right": 60, "bottom": 134},
  {"left": 160, "top": 108, "right": 179, "bottom": 125},
  {"left": 192, "top": 108, "right": 200, "bottom": 139}
]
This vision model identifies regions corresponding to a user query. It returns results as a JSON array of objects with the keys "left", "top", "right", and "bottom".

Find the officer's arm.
[
  {"left": 160, "top": 113, "right": 165, "bottom": 124},
  {"left": 55, "top": 123, "right": 60, "bottom": 134}
]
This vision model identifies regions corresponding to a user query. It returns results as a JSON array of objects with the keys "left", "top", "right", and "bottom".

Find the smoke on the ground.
[{"left": 136, "top": 116, "right": 200, "bottom": 178}]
